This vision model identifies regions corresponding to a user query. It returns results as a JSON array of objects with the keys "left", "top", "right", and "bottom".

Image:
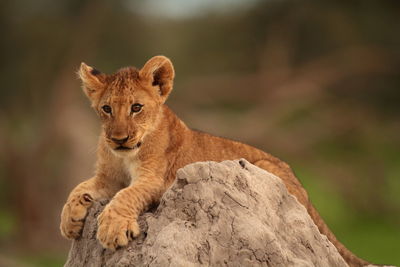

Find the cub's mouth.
[
  {"left": 115, "top": 146, "right": 132, "bottom": 151},
  {"left": 114, "top": 142, "right": 142, "bottom": 151}
]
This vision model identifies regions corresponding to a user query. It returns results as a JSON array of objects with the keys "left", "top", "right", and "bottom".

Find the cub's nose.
[{"left": 111, "top": 136, "right": 129, "bottom": 145}]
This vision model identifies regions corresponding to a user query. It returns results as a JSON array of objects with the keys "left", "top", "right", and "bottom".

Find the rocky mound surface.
[{"left": 65, "top": 159, "right": 348, "bottom": 267}]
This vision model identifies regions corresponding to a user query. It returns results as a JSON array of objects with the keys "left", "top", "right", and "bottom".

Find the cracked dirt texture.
[{"left": 64, "top": 159, "right": 348, "bottom": 267}]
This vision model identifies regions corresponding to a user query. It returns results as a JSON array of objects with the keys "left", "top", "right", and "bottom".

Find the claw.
[
  {"left": 71, "top": 217, "right": 83, "bottom": 223},
  {"left": 83, "top": 193, "right": 93, "bottom": 203},
  {"left": 126, "top": 230, "right": 135, "bottom": 240}
]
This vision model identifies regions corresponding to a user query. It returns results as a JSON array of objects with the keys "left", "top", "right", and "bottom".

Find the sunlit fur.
[{"left": 60, "top": 56, "right": 368, "bottom": 267}]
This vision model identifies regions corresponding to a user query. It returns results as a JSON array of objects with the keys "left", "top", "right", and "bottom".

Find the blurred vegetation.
[{"left": 0, "top": 0, "right": 399, "bottom": 266}]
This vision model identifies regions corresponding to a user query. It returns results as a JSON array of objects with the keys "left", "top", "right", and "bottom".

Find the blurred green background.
[{"left": 0, "top": 0, "right": 399, "bottom": 266}]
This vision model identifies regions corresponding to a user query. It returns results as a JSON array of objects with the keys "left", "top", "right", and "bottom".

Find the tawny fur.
[{"left": 60, "top": 56, "right": 368, "bottom": 267}]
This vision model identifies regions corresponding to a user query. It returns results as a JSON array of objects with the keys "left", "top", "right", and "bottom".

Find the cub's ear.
[
  {"left": 78, "top": 62, "right": 105, "bottom": 101},
  {"left": 139, "top": 56, "right": 175, "bottom": 102}
]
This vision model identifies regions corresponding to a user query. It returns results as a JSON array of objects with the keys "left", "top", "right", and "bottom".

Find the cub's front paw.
[
  {"left": 96, "top": 204, "right": 139, "bottom": 250},
  {"left": 60, "top": 193, "right": 93, "bottom": 239}
]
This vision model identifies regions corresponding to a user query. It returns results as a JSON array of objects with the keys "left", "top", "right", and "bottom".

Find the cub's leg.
[
  {"left": 60, "top": 177, "right": 115, "bottom": 239},
  {"left": 96, "top": 175, "right": 164, "bottom": 250}
]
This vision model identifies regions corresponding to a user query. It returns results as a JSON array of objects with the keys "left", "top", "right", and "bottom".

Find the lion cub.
[{"left": 60, "top": 56, "right": 367, "bottom": 266}]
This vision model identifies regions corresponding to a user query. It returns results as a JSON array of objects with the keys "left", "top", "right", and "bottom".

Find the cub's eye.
[
  {"left": 131, "top": 103, "right": 143, "bottom": 113},
  {"left": 102, "top": 105, "right": 112, "bottom": 114}
]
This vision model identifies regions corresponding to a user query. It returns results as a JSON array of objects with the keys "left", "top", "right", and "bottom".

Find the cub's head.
[{"left": 78, "top": 55, "right": 174, "bottom": 155}]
